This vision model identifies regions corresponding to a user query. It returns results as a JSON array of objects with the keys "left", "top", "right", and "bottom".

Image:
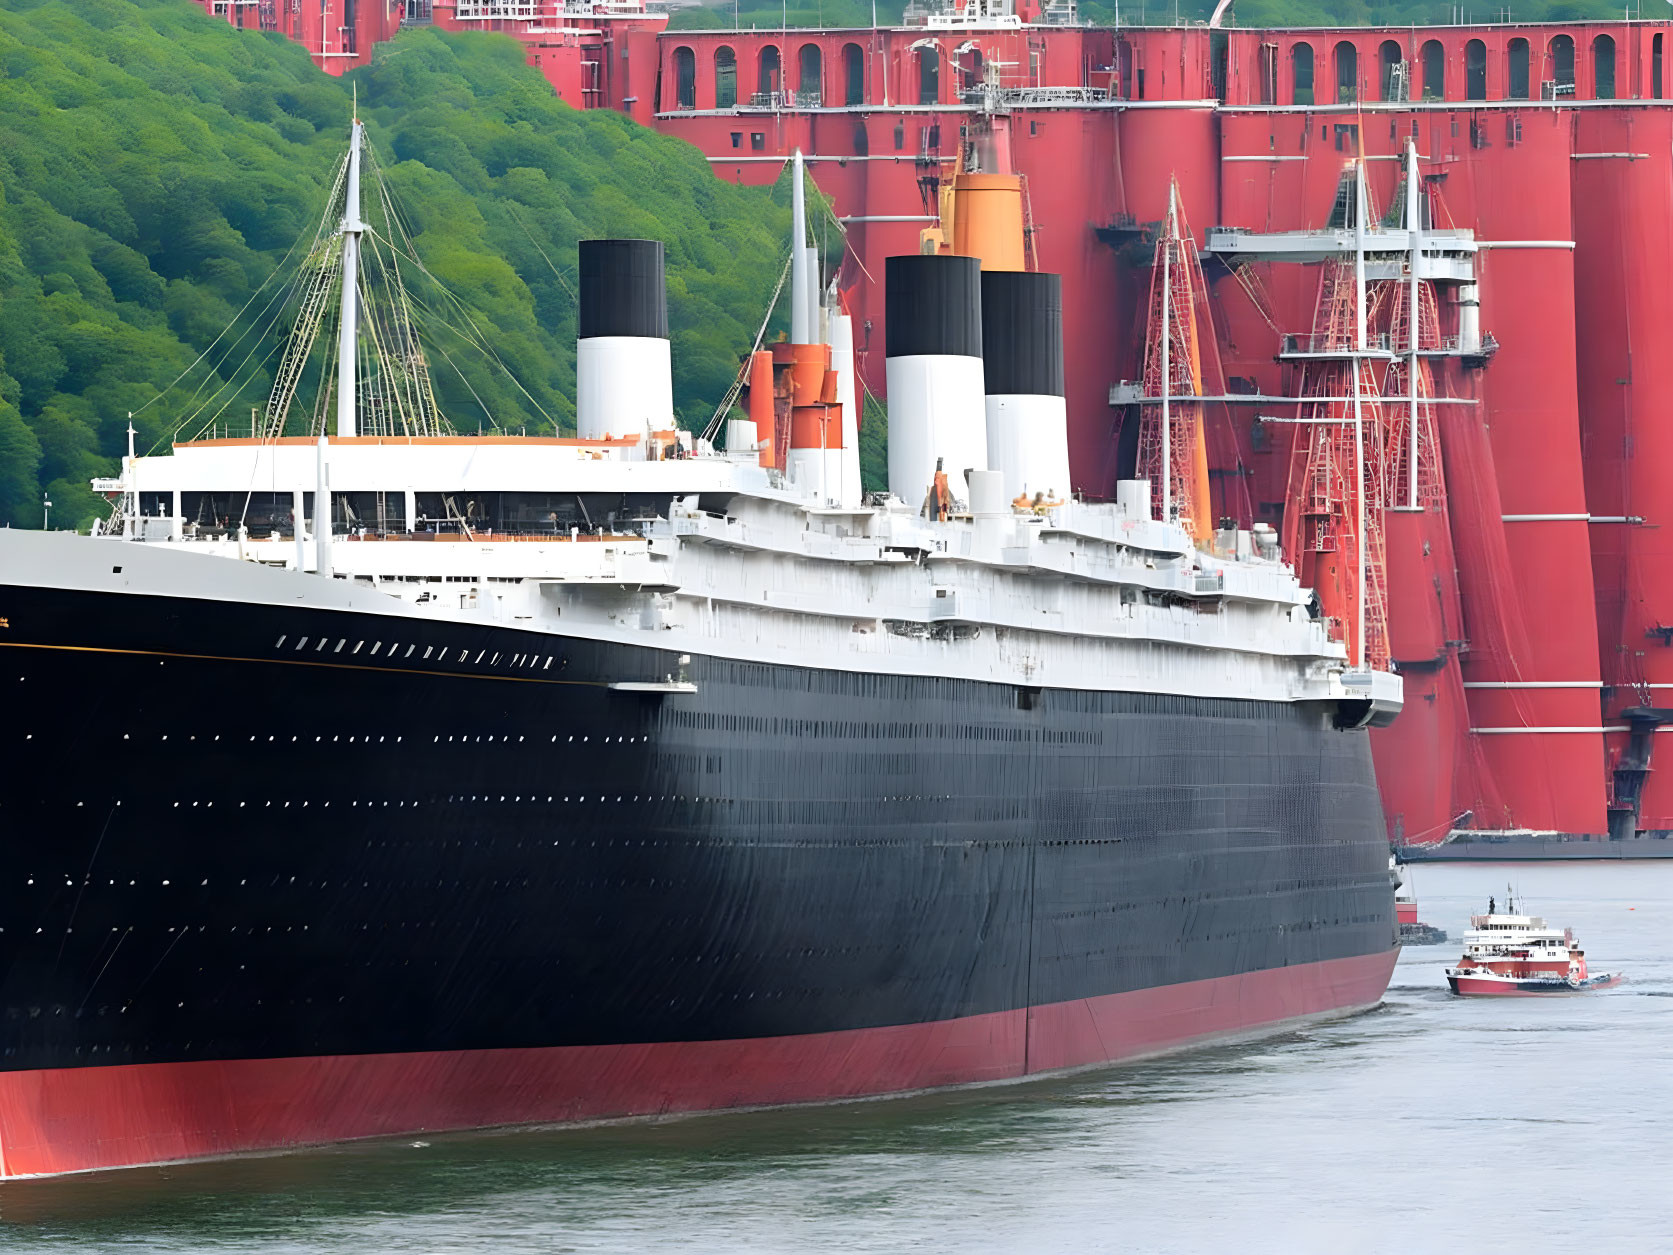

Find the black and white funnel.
[
  {"left": 884, "top": 253, "right": 988, "bottom": 508},
  {"left": 980, "top": 270, "right": 1070, "bottom": 502},
  {"left": 577, "top": 239, "right": 673, "bottom": 441}
]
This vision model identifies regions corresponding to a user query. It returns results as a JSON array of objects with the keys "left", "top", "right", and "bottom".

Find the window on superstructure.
[
  {"left": 1335, "top": 41, "right": 1357, "bottom": 103},
  {"left": 758, "top": 45, "right": 781, "bottom": 101},
  {"left": 799, "top": 44, "right": 823, "bottom": 107},
  {"left": 1291, "top": 42, "right": 1314, "bottom": 106},
  {"left": 1379, "top": 40, "right": 1403, "bottom": 102},
  {"left": 1593, "top": 34, "right": 1616, "bottom": 100},
  {"left": 843, "top": 42, "right": 864, "bottom": 105},
  {"left": 182, "top": 491, "right": 295, "bottom": 535},
  {"left": 1655, "top": 34, "right": 1664, "bottom": 99},
  {"left": 1421, "top": 40, "right": 1444, "bottom": 101},
  {"left": 1508, "top": 38, "right": 1530, "bottom": 100},
  {"left": 673, "top": 46, "right": 696, "bottom": 110},
  {"left": 716, "top": 46, "right": 738, "bottom": 108},
  {"left": 919, "top": 48, "right": 940, "bottom": 105},
  {"left": 1465, "top": 39, "right": 1486, "bottom": 101},
  {"left": 1550, "top": 34, "right": 1575, "bottom": 96}
]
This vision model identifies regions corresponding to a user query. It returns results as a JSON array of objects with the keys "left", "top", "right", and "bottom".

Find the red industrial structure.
[
  {"left": 198, "top": 0, "right": 406, "bottom": 70},
  {"left": 193, "top": 0, "right": 1673, "bottom": 847}
]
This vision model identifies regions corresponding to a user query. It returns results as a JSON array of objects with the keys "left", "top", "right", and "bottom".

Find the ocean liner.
[{"left": 0, "top": 124, "right": 1400, "bottom": 1177}]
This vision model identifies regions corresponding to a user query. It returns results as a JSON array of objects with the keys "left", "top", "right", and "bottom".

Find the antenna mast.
[
  {"left": 1160, "top": 185, "right": 1173, "bottom": 524},
  {"left": 1405, "top": 138, "right": 1422, "bottom": 512},
  {"left": 318, "top": 107, "right": 362, "bottom": 578},
  {"left": 337, "top": 110, "right": 365, "bottom": 440}
]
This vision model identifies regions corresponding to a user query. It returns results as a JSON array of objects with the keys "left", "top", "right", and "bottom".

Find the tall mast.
[
  {"left": 1160, "top": 181, "right": 1174, "bottom": 524},
  {"left": 1352, "top": 161, "right": 1367, "bottom": 670},
  {"left": 124, "top": 416, "right": 138, "bottom": 541},
  {"left": 1353, "top": 161, "right": 1368, "bottom": 353},
  {"left": 337, "top": 112, "right": 365, "bottom": 439},
  {"left": 791, "top": 149, "right": 813, "bottom": 344},
  {"left": 1405, "top": 138, "right": 1421, "bottom": 512},
  {"left": 319, "top": 109, "right": 361, "bottom": 578}
]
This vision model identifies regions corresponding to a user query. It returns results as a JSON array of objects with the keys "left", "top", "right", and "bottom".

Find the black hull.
[{"left": 1, "top": 578, "right": 1397, "bottom": 1077}]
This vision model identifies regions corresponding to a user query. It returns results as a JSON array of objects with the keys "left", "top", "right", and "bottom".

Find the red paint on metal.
[
  {"left": 0, "top": 949, "right": 1395, "bottom": 1178},
  {"left": 1572, "top": 108, "right": 1673, "bottom": 833},
  {"left": 190, "top": 0, "right": 399, "bottom": 73}
]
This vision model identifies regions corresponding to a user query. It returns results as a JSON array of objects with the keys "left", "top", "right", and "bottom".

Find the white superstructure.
[{"left": 77, "top": 425, "right": 1401, "bottom": 718}]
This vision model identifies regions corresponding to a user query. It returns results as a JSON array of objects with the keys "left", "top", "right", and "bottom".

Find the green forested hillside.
[{"left": 0, "top": 0, "right": 791, "bottom": 531}]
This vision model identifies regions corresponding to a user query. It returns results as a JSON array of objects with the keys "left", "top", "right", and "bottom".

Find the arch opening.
[
  {"left": 798, "top": 43, "right": 823, "bottom": 105},
  {"left": 1421, "top": 39, "right": 1444, "bottom": 101},
  {"left": 758, "top": 45, "right": 781, "bottom": 101},
  {"left": 843, "top": 41, "right": 864, "bottom": 105},
  {"left": 1336, "top": 41, "right": 1357, "bottom": 103},
  {"left": 715, "top": 45, "right": 737, "bottom": 108},
  {"left": 672, "top": 46, "right": 696, "bottom": 110},
  {"left": 1593, "top": 34, "right": 1616, "bottom": 100},
  {"left": 918, "top": 47, "right": 939, "bottom": 104},
  {"left": 1508, "top": 37, "right": 1529, "bottom": 100},
  {"left": 1465, "top": 39, "right": 1486, "bottom": 100},
  {"left": 1292, "top": 41, "right": 1315, "bottom": 106},
  {"left": 1550, "top": 34, "right": 1575, "bottom": 95},
  {"left": 1379, "top": 40, "right": 1404, "bottom": 101}
]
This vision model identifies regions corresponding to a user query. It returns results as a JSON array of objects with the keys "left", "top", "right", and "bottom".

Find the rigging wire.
[
  {"left": 366, "top": 148, "right": 559, "bottom": 428},
  {"left": 142, "top": 151, "right": 349, "bottom": 451},
  {"left": 505, "top": 203, "right": 577, "bottom": 304},
  {"left": 133, "top": 230, "right": 311, "bottom": 444},
  {"left": 701, "top": 247, "right": 794, "bottom": 446},
  {"left": 372, "top": 228, "right": 559, "bottom": 429}
]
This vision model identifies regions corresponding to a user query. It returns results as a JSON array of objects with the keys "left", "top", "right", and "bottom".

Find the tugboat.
[
  {"left": 1446, "top": 891, "right": 1620, "bottom": 995},
  {"left": 1392, "top": 856, "right": 1447, "bottom": 946}
]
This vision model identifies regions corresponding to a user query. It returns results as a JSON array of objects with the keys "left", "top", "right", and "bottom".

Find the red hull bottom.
[
  {"left": 0, "top": 950, "right": 1397, "bottom": 1178},
  {"left": 1448, "top": 971, "right": 1622, "bottom": 997}
]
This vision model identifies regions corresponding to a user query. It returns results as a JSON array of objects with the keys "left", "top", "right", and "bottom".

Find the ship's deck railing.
[
  {"left": 1280, "top": 331, "right": 1394, "bottom": 357},
  {"left": 451, "top": 0, "right": 544, "bottom": 19},
  {"left": 961, "top": 85, "right": 1110, "bottom": 107}
]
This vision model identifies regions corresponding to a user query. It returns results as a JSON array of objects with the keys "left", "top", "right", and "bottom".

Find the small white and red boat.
[{"left": 1446, "top": 893, "right": 1621, "bottom": 996}]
